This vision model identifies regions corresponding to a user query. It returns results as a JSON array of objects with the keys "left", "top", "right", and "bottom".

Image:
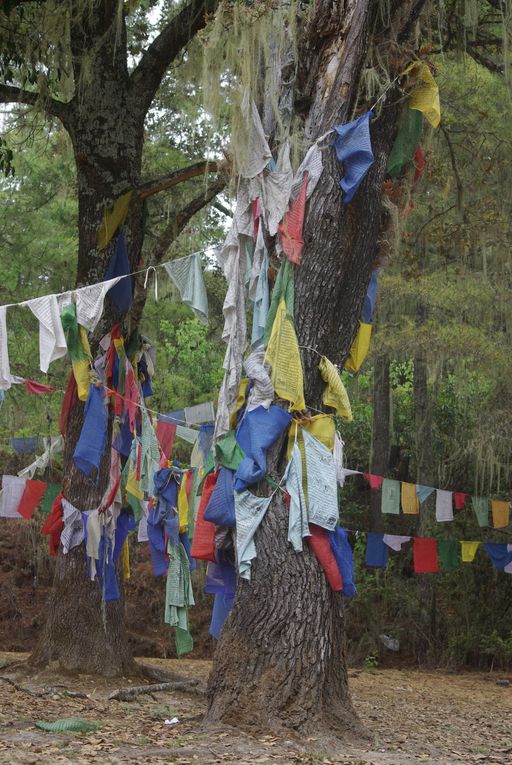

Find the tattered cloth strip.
[
  {"left": 402, "top": 61, "right": 441, "bottom": 128},
  {"left": 491, "top": 499, "right": 510, "bottom": 529},
  {"left": 435, "top": 489, "right": 454, "bottom": 522},
  {"left": 60, "top": 498, "right": 85, "bottom": 553},
  {"left": 97, "top": 190, "right": 133, "bottom": 250},
  {"left": 163, "top": 252, "right": 208, "bottom": 325},
  {"left": 156, "top": 420, "right": 176, "bottom": 460},
  {"left": 251, "top": 248, "right": 270, "bottom": 349},
  {"left": 165, "top": 540, "right": 195, "bottom": 657},
  {"left": 302, "top": 429, "right": 339, "bottom": 531},
  {"left": 234, "top": 490, "right": 272, "bottom": 580},
  {"left": 263, "top": 258, "right": 294, "bottom": 347},
  {"left": 381, "top": 479, "right": 400, "bottom": 515},
  {"left": 238, "top": 89, "right": 272, "bottom": 179},
  {"left": 215, "top": 180, "right": 251, "bottom": 438},
  {"left": 244, "top": 348, "right": 273, "bottom": 412},
  {"left": 104, "top": 229, "right": 132, "bottom": 314},
  {"left": 41, "top": 492, "right": 64, "bottom": 556},
  {"left": 471, "top": 496, "right": 489, "bottom": 528},
  {"left": 329, "top": 526, "right": 357, "bottom": 596},
  {"left": 265, "top": 297, "right": 305, "bottom": 411},
  {"left": 0, "top": 305, "right": 15, "bottom": 390},
  {"left": 333, "top": 432, "right": 346, "bottom": 486},
  {"left": 362, "top": 269, "right": 380, "bottom": 324},
  {"left": 60, "top": 303, "right": 92, "bottom": 401},
  {"left": 364, "top": 473, "right": 385, "bottom": 490},
  {"left": 387, "top": 108, "right": 423, "bottom": 178},
  {"left": 401, "top": 481, "right": 419, "bottom": 514},
  {"left": 61, "top": 277, "right": 123, "bottom": 334},
  {"left": 344, "top": 322, "right": 372, "bottom": 374},
  {"left": 366, "top": 532, "right": 388, "bottom": 567},
  {"left": 278, "top": 173, "right": 308, "bottom": 266},
  {"left": 215, "top": 430, "right": 245, "bottom": 471},
  {"left": 289, "top": 142, "right": 323, "bottom": 202},
  {"left": 140, "top": 406, "right": 161, "bottom": 495},
  {"left": 17, "top": 480, "right": 46, "bottom": 519},
  {"left": 234, "top": 405, "right": 292, "bottom": 492},
  {"left": 73, "top": 385, "right": 107, "bottom": 479},
  {"left": 413, "top": 537, "right": 438, "bottom": 573},
  {"left": 306, "top": 524, "right": 342, "bottom": 591},
  {"left": 26, "top": 294, "right": 68, "bottom": 373},
  {"left": 10, "top": 437, "right": 40, "bottom": 454},
  {"left": 284, "top": 442, "right": 310, "bottom": 552},
  {"left": 383, "top": 534, "right": 411, "bottom": 552},
  {"left": 461, "top": 541, "right": 480, "bottom": 563},
  {"left": 319, "top": 356, "right": 352, "bottom": 420},
  {"left": 0, "top": 475, "right": 26, "bottom": 518},
  {"left": 17, "top": 436, "right": 62, "bottom": 480},
  {"left": 190, "top": 471, "right": 217, "bottom": 563},
  {"left": 333, "top": 111, "right": 374, "bottom": 203},
  {"left": 175, "top": 425, "right": 199, "bottom": 444},
  {"left": 261, "top": 141, "right": 293, "bottom": 236},
  {"left": 24, "top": 379, "right": 57, "bottom": 394},
  {"left": 41, "top": 483, "right": 61, "bottom": 514},
  {"left": 184, "top": 401, "right": 214, "bottom": 426},
  {"left": 438, "top": 539, "right": 459, "bottom": 571}
]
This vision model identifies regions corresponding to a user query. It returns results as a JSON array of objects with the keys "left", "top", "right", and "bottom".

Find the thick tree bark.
[{"left": 206, "top": 0, "right": 427, "bottom": 739}]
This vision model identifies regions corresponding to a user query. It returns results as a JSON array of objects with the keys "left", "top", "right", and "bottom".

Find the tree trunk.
[
  {"left": 206, "top": 0, "right": 426, "bottom": 738},
  {"left": 370, "top": 353, "right": 390, "bottom": 530}
]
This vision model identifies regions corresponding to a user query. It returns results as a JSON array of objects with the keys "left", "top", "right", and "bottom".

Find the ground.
[{"left": 0, "top": 653, "right": 510, "bottom": 765}]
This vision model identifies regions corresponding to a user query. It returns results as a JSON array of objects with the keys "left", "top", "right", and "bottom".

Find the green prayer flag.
[
  {"left": 41, "top": 483, "right": 61, "bottom": 514},
  {"left": 60, "top": 303, "right": 89, "bottom": 361},
  {"left": 387, "top": 108, "right": 423, "bottom": 178},
  {"left": 438, "top": 539, "right": 459, "bottom": 571},
  {"left": 381, "top": 479, "right": 401, "bottom": 514},
  {"left": 471, "top": 496, "right": 489, "bottom": 528},
  {"left": 215, "top": 430, "right": 245, "bottom": 471},
  {"left": 263, "top": 259, "right": 294, "bottom": 345},
  {"left": 175, "top": 627, "right": 194, "bottom": 657}
]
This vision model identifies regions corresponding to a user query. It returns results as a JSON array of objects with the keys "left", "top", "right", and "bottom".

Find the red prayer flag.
[
  {"left": 59, "top": 373, "right": 78, "bottom": 437},
  {"left": 41, "top": 492, "right": 64, "bottom": 556},
  {"left": 156, "top": 420, "right": 176, "bottom": 460},
  {"left": 306, "top": 524, "right": 343, "bottom": 591},
  {"left": 413, "top": 537, "right": 438, "bottom": 574},
  {"left": 363, "top": 473, "right": 385, "bottom": 490},
  {"left": 17, "top": 480, "right": 47, "bottom": 519},
  {"left": 24, "top": 379, "right": 57, "bottom": 394},
  {"left": 454, "top": 492, "right": 468, "bottom": 511},
  {"left": 185, "top": 469, "right": 194, "bottom": 500},
  {"left": 190, "top": 472, "right": 217, "bottom": 562},
  {"left": 278, "top": 173, "right": 309, "bottom": 266}
]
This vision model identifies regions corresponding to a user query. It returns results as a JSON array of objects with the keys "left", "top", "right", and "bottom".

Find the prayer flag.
[
  {"left": 438, "top": 539, "right": 459, "bottom": 571},
  {"left": 366, "top": 532, "right": 388, "bottom": 567},
  {"left": 381, "top": 479, "right": 401, "bottom": 515},
  {"left": 333, "top": 111, "right": 374, "bottom": 203},
  {"left": 460, "top": 541, "right": 480, "bottom": 563},
  {"left": 17, "top": 480, "right": 46, "bottom": 519},
  {"left": 401, "top": 481, "right": 419, "bottom": 514},
  {"left": 413, "top": 537, "right": 438, "bottom": 573},
  {"left": 491, "top": 500, "right": 510, "bottom": 529}
]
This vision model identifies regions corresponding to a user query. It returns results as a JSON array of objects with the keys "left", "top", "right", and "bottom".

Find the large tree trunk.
[{"left": 206, "top": 0, "right": 426, "bottom": 738}]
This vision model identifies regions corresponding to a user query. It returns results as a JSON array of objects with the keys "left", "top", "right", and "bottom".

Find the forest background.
[{"left": 0, "top": 1, "right": 511, "bottom": 673}]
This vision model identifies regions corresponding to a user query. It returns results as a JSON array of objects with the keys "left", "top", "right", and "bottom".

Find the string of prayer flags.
[
  {"left": 435, "top": 489, "right": 454, "bottom": 522},
  {"left": 387, "top": 108, "right": 424, "bottom": 178},
  {"left": 97, "top": 190, "right": 132, "bottom": 250},
  {"left": 491, "top": 500, "right": 510, "bottom": 529},
  {"left": 345, "top": 321, "right": 372, "bottom": 374},
  {"left": 104, "top": 229, "right": 132, "bottom": 314},
  {"left": 265, "top": 297, "right": 305, "bottom": 411},
  {"left": 366, "top": 532, "right": 388, "bottom": 567},
  {"left": 163, "top": 253, "right": 208, "bottom": 325},
  {"left": 413, "top": 537, "right": 438, "bottom": 574},
  {"left": 401, "top": 482, "right": 419, "bottom": 514},
  {"left": 333, "top": 111, "right": 374, "bottom": 203},
  {"left": 319, "top": 356, "right": 353, "bottom": 420},
  {"left": 461, "top": 541, "right": 480, "bottom": 563},
  {"left": 402, "top": 61, "right": 441, "bottom": 128},
  {"left": 381, "top": 479, "right": 400, "bottom": 515},
  {"left": 278, "top": 172, "right": 309, "bottom": 266}
]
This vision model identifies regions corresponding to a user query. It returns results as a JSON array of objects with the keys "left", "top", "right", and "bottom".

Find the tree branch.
[
  {"left": 129, "top": 0, "right": 219, "bottom": 116},
  {"left": 137, "top": 160, "right": 221, "bottom": 200},
  {"left": 0, "top": 84, "right": 72, "bottom": 128},
  {"left": 466, "top": 46, "right": 504, "bottom": 74}
]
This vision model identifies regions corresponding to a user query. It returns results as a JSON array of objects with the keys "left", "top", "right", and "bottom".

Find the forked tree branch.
[
  {"left": 137, "top": 160, "right": 221, "bottom": 200},
  {"left": 0, "top": 84, "right": 72, "bottom": 128}
]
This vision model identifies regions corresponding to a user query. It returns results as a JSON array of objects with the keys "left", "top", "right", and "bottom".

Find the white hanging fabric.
[{"left": 26, "top": 294, "right": 68, "bottom": 373}]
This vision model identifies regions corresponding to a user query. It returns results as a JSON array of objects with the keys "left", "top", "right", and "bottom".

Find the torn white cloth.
[
  {"left": 58, "top": 277, "right": 123, "bottom": 333},
  {"left": 435, "top": 489, "right": 454, "bottom": 522},
  {"left": 235, "top": 490, "right": 272, "bottom": 580},
  {"left": 383, "top": 534, "right": 411, "bottom": 552},
  {"left": 0, "top": 306, "right": 14, "bottom": 391},
  {"left": 238, "top": 89, "right": 272, "bottom": 179},
  {"left": 284, "top": 442, "right": 310, "bottom": 552},
  {"left": 61, "top": 498, "right": 85, "bottom": 553},
  {"left": 184, "top": 401, "right": 215, "bottom": 426},
  {"left": 248, "top": 224, "right": 265, "bottom": 301},
  {"left": 244, "top": 348, "right": 273, "bottom": 412},
  {"left": 290, "top": 142, "right": 323, "bottom": 201},
  {"left": 214, "top": 181, "right": 251, "bottom": 439},
  {"left": 333, "top": 432, "right": 346, "bottom": 486},
  {"left": 17, "top": 436, "right": 63, "bottom": 479},
  {"left": 303, "top": 429, "right": 339, "bottom": 530},
  {"left": 262, "top": 141, "right": 294, "bottom": 236},
  {"left": 163, "top": 253, "right": 208, "bottom": 325},
  {"left": 26, "top": 294, "right": 68, "bottom": 373},
  {"left": 0, "top": 475, "right": 26, "bottom": 518}
]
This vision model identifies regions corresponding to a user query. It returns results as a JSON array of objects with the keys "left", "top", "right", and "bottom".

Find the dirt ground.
[{"left": 0, "top": 653, "right": 510, "bottom": 765}]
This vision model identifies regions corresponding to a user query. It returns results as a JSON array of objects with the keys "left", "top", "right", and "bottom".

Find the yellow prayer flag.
[
  {"left": 401, "top": 482, "right": 419, "bottom": 514},
  {"left": 460, "top": 541, "right": 480, "bottom": 563},
  {"left": 126, "top": 468, "right": 144, "bottom": 500},
  {"left": 319, "top": 356, "right": 352, "bottom": 421},
  {"left": 178, "top": 475, "right": 189, "bottom": 533},
  {"left": 72, "top": 359, "right": 92, "bottom": 401},
  {"left": 402, "top": 61, "right": 441, "bottom": 129},
  {"left": 97, "top": 190, "right": 133, "bottom": 250},
  {"left": 122, "top": 538, "right": 130, "bottom": 580},
  {"left": 491, "top": 500, "right": 510, "bottom": 529},
  {"left": 229, "top": 378, "right": 249, "bottom": 430},
  {"left": 345, "top": 322, "right": 372, "bottom": 374},
  {"left": 265, "top": 298, "right": 305, "bottom": 411}
]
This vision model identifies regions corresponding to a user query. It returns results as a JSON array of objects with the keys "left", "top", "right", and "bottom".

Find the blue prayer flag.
[{"left": 333, "top": 111, "right": 374, "bottom": 204}]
